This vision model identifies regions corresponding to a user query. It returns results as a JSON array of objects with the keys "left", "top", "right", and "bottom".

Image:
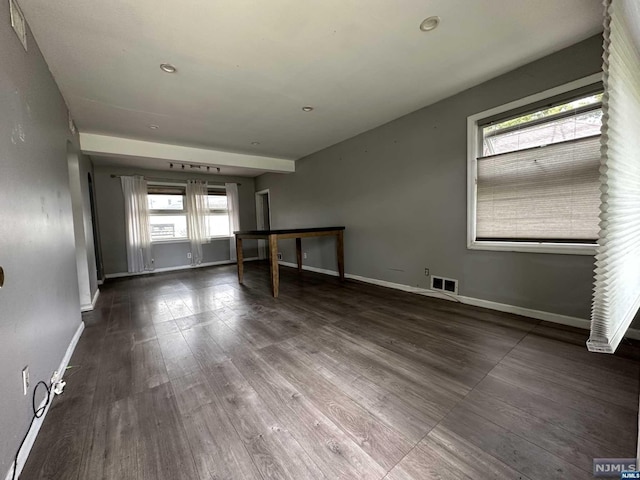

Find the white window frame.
[
  {"left": 147, "top": 183, "right": 189, "bottom": 244},
  {"left": 466, "top": 73, "right": 602, "bottom": 256},
  {"left": 147, "top": 183, "right": 233, "bottom": 243},
  {"left": 206, "top": 186, "right": 232, "bottom": 239}
]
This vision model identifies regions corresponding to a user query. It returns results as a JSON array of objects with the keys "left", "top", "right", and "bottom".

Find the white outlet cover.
[{"left": 9, "top": 0, "right": 28, "bottom": 51}]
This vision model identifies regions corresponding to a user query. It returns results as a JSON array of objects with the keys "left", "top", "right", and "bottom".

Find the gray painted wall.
[
  {"left": 256, "top": 35, "right": 603, "bottom": 320},
  {"left": 93, "top": 166, "right": 258, "bottom": 275},
  {"left": 0, "top": 6, "right": 83, "bottom": 475}
]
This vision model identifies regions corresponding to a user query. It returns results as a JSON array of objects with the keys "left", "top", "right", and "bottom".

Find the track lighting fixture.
[{"left": 167, "top": 161, "right": 220, "bottom": 173}]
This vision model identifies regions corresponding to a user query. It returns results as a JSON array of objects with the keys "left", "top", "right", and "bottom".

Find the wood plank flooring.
[{"left": 21, "top": 262, "right": 640, "bottom": 479}]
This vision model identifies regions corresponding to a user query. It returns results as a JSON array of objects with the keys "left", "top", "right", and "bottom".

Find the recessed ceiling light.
[
  {"left": 160, "top": 63, "right": 177, "bottom": 73},
  {"left": 251, "top": 141, "right": 261, "bottom": 145},
  {"left": 419, "top": 16, "right": 440, "bottom": 32},
  {"left": 302, "top": 106, "right": 314, "bottom": 112},
  {"left": 148, "top": 124, "right": 159, "bottom": 129}
]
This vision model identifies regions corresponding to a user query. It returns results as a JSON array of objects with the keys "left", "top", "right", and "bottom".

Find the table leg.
[
  {"left": 337, "top": 230, "right": 345, "bottom": 281},
  {"left": 296, "top": 237, "right": 302, "bottom": 272},
  {"left": 268, "top": 234, "right": 280, "bottom": 297},
  {"left": 236, "top": 236, "right": 244, "bottom": 283}
]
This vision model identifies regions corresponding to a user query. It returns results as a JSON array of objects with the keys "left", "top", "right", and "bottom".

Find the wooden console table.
[{"left": 234, "top": 226, "right": 345, "bottom": 297}]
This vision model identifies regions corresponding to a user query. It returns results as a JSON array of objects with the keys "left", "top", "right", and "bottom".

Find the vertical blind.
[
  {"left": 589, "top": 0, "right": 640, "bottom": 353},
  {"left": 476, "top": 136, "right": 601, "bottom": 241}
]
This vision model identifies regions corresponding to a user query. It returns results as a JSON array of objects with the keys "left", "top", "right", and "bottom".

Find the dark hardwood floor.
[{"left": 21, "top": 262, "right": 640, "bottom": 479}]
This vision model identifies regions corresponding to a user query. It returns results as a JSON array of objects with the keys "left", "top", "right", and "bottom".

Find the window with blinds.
[
  {"left": 206, "top": 190, "right": 231, "bottom": 237},
  {"left": 471, "top": 87, "right": 603, "bottom": 247},
  {"left": 589, "top": 0, "right": 640, "bottom": 354},
  {"left": 146, "top": 184, "right": 231, "bottom": 241},
  {"left": 147, "top": 185, "right": 188, "bottom": 241}
]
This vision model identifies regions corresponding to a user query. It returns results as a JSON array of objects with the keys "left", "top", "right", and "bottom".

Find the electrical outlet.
[
  {"left": 22, "top": 366, "right": 29, "bottom": 395},
  {"left": 187, "top": 252, "right": 192, "bottom": 259},
  {"left": 277, "top": 252, "right": 283, "bottom": 260},
  {"left": 424, "top": 268, "right": 430, "bottom": 276},
  {"left": 303, "top": 252, "right": 308, "bottom": 259}
]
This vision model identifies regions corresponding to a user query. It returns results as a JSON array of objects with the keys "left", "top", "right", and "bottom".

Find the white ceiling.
[{"left": 19, "top": 0, "right": 603, "bottom": 175}]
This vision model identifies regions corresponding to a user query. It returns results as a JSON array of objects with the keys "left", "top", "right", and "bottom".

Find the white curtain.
[
  {"left": 120, "top": 176, "right": 153, "bottom": 273},
  {"left": 226, "top": 183, "right": 240, "bottom": 260},
  {"left": 589, "top": 0, "right": 640, "bottom": 353},
  {"left": 186, "top": 180, "right": 209, "bottom": 266}
]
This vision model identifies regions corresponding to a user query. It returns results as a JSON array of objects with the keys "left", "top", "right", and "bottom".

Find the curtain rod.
[{"left": 110, "top": 174, "right": 241, "bottom": 186}]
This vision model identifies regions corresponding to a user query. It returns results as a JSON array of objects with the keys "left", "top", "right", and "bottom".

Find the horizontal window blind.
[
  {"left": 589, "top": 0, "right": 640, "bottom": 353},
  {"left": 147, "top": 185, "right": 185, "bottom": 195},
  {"left": 476, "top": 136, "right": 601, "bottom": 241}
]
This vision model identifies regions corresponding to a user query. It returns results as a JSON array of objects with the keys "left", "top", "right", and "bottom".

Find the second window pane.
[{"left": 150, "top": 215, "right": 188, "bottom": 240}]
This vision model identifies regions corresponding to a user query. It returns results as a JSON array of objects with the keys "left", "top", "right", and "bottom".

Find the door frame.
[
  {"left": 255, "top": 189, "right": 271, "bottom": 259},
  {"left": 87, "top": 172, "right": 104, "bottom": 282}
]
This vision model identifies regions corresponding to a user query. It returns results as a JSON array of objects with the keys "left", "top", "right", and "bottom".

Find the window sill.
[
  {"left": 467, "top": 240, "right": 596, "bottom": 256},
  {"left": 152, "top": 239, "right": 190, "bottom": 245}
]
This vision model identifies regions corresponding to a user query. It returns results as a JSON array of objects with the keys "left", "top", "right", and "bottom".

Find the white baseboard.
[
  {"left": 277, "top": 261, "right": 640, "bottom": 341},
  {"left": 5, "top": 321, "right": 85, "bottom": 480},
  {"left": 105, "top": 257, "right": 260, "bottom": 279},
  {"left": 278, "top": 261, "right": 334, "bottom": 275},
  {"left": 80, "top": 288, "right": 100, "bottom": 313},
  {"left": 92, "top": 288, "right": 100, "bottom": 308}
]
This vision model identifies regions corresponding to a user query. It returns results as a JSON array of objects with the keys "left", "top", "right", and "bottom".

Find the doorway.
[
  {"left": 87, "top": 172, "right": 104, "bottom": 281},
  {"left": 255, "top": 189, "right": 271, "bottom": 259}
]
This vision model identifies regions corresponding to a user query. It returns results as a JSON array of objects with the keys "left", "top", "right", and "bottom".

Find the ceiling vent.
[{"left": 9, "top": 0, "right": 28, "bottom": 51}]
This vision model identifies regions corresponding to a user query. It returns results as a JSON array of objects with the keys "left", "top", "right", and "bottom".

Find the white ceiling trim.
[{"left": 80, "top": 133, "right": 295, "bottom": 174}]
